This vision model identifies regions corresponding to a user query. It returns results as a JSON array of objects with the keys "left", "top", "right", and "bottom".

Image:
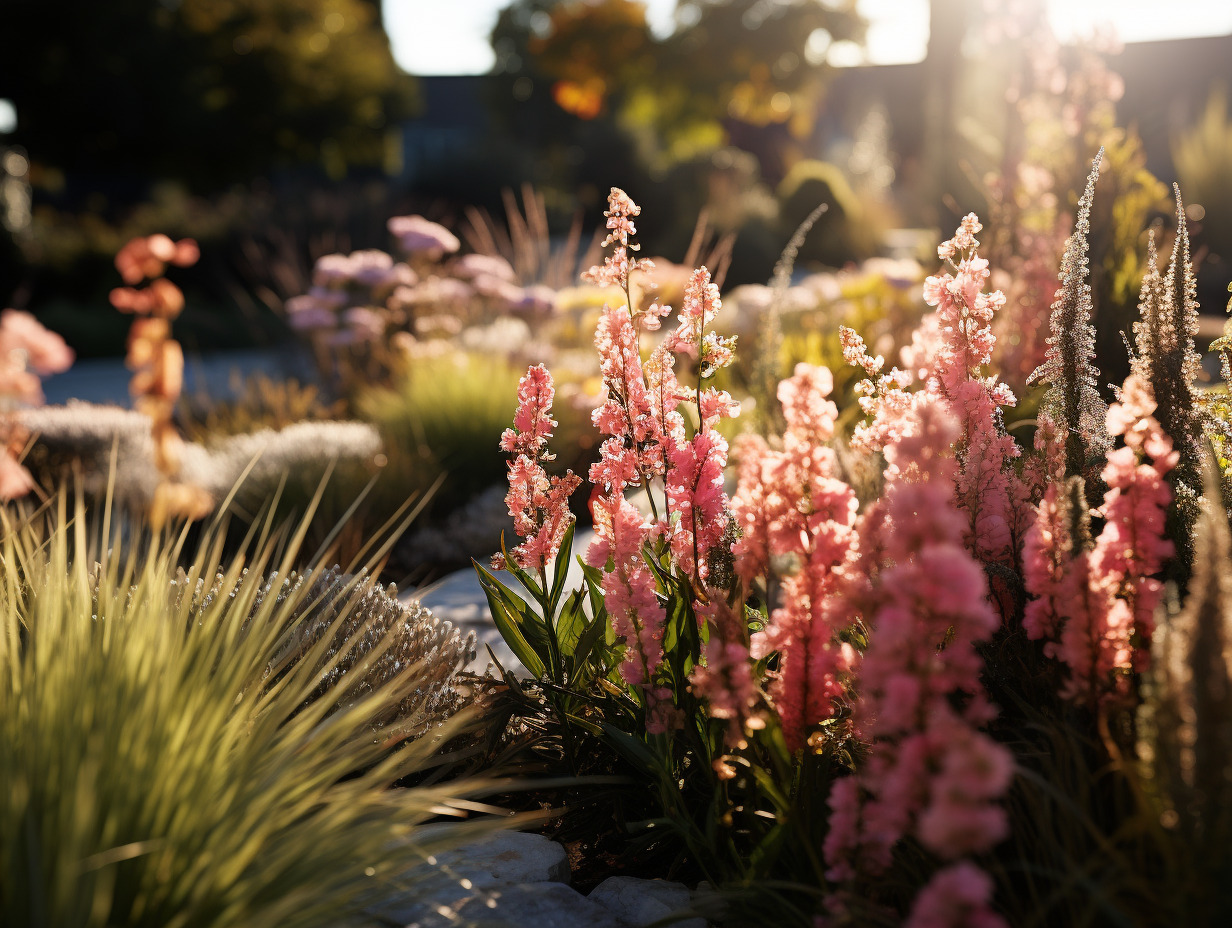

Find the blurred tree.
[
  {"left": 0, "top": 0, "right": 417, "bottom": 191},
  {"left": 491, "top": 0, "right": 863, "bottom": 172}
]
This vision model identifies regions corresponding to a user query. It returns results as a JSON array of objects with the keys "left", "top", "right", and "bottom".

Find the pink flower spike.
[
  {"left": 498, "top": 365, "right": 581, "bottom": 572},
  {"left": 501, "top": 364, "right": 560, "bottom": 461}
]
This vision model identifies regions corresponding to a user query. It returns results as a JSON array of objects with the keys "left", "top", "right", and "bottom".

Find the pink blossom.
[
  {"left": 587, "top": 492, "right": 665, "bottom": 686},
  {"left": 840, "top": 325, "right": 916, "bottom": 454},
  {"left": 501, "top": 364, "right": 558, "bottom": 460},
  {"left": 388, "top": 215, "right": 461, "bottom": 260},
  {"left": 666, "top": 426, "right": 730, "bottom": 583},
  {"left": 824, "top": 397, "right": 1011, "bottom": 914},
  {"left": 690, "top": 601, "right": 757, "bottom": 743},
  {"left": 731, "top": 363, "right": 860, "bottom": 749},
  {"left": 668, "top": 268, "right": 734, "bottom": 378},
  {"left": 499, "top": 365, "right": 582, "bottom": 572},
  {"left": 905, "top": 862, "right": 1008, "bottom": 928},
  {"left": 921, "top": 216, "right": 1024, "bottom": 568},
  {"left": 0, "top": 309, "right": 75, "bottom": 377},
  {"left": 1023, "top": 374, "right": 1174, "bottom": 703},
  {"left": 582, "top": 188, "right": 651, "bottom": 290}
]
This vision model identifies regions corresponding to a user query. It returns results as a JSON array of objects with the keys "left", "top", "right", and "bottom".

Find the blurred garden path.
[{"left": 39, "top": 346, "right": 311, "bottom": 407}]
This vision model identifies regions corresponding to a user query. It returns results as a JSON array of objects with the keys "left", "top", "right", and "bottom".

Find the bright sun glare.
[{"left": 384, "top": 0, "right": 1232, "bottom": 76}]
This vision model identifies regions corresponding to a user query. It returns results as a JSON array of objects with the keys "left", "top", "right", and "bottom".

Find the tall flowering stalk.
[
  {"left": 1027, "top": 150, "right": 1111, "bottom": 480},
  {"left": 731, "top": 363, "right": 859, "bottom": 750},
  {"left": 497, "top": 363, "right": 582, "bottom": 574},
  {"left": 1023, "top": 374, "right": 1174, "bottom": 706},
  {"left": 110, "top": 234, "right": 212, "bottom": 525},
  {"left": 1131, "top": 191, "right": 1207, "bottom": 571},
  {"left": 579, "top": 188, "right": 740, "bottom": 724},
  {"left": 924, "top": 213, "right": 1025, "bottom": 567},
  {"left": 824, "top": 397, "right": 1013, "bottom": 928}
]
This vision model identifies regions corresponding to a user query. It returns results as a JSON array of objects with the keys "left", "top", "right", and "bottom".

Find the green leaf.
[
  {"left": 474, "top": 561, "right": 547, "bottom": 678},
  {"left": 571, "top": 610, "right": 610, "bottom": 672},
  {"left": 557, "top": 589, "right": 588, "bottom": 656},
  {"left": 548, "top": 521, "right": 576, "bottom": 617},
  {"left": 580, "top": 561, "right": 607, "bottom": 618},
  {"left": 499, "top": 532, "right": 544, "bottom": 601},
  {"left": 600, "top": 722, "right": 663, "bottom": 778}
]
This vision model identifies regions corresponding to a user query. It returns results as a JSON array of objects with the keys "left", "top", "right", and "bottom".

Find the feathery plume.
[
  {"left": 1028, "top": 149, "right": 1111, "bottom": 480},
  {"left": 1131, "top": 188, "right": 1207, "bottom": 574}
]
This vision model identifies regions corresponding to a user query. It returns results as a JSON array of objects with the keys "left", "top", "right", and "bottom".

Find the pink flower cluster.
[
  {"left": 824, "top": 397, "right": 1012, "bottom": 928},
  {"left": 588, "top": 491, "right": 667, "bottom": 688},
  {"left": 0, "top": 309, "right": 75, "bottom": 499},
  {"left": 387, "top": 214, "right": 461, "bottom": 261},
  {"left": 582, "top": 187, "right": 649, "bottom": 292},
  {"left": 1023, "top": 374, "right": 1174, "bottom": 704},
  {"left": 573, "top": 191, "right": 740, "bottom": 714},
  {"left": 731, "top": 363, "right": 859, "bottom": 750},
  {"left": 840, "top": 325, "right": 915, "bottom": 455},
  {"left": 498, "top": 364, "right": 582, "bottom": 572},
  {"left": 922, "top": 214, "right": 1025, "bottom": 567}
]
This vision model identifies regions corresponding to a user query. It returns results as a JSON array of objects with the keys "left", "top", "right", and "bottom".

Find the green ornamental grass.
[{"left": 0, "top": 493, "right": 501, "bottom": 928}]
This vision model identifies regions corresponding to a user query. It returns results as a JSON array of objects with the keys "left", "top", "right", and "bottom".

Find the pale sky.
[{"left": 382, "top": 0, "right": 1232, "bottom": 76}]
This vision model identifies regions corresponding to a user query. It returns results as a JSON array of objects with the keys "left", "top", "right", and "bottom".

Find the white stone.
[
  {"left": 431, "top": 831, "right": 572, "bottom": 885},
  {"left": 372, "top": 880, "right": 625, "bottom": 928},
  {"left": 588, "top": 876, "right": 707, "bottom": 928}
]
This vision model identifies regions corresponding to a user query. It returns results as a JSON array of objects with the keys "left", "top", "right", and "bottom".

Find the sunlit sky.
[{"left": 383, "top": 0, "right": 1232, "bottom": 75}]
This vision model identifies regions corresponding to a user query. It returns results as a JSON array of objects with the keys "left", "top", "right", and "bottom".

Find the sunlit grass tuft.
[{"left": 0, "top": 492, "right": 502, "bottom": 928}]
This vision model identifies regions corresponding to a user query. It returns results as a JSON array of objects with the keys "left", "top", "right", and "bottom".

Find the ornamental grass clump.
[{"left": 0, "top": 495, "right": 496, "bottom": 928}]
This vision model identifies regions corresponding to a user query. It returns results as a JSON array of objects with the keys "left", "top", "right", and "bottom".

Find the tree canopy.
[
  {"left": 1, "top": 0, "right": 416, "bottom": 190},
  {"left": 491, "top": 0, "right": 863, "bottom": 166}
]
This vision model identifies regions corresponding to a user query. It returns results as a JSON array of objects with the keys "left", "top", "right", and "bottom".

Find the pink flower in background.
[
  {"left": 341, "top": 307, "right": 386, "bottom": 343},
  {"left": 731, "top": 363, "right": 860, "bottom": 749},
  {"left": 690, "top": 600, "right": 757, "bottom": 743},
  {"left": 922, "top": 215, "right": 1024, "bottom": 568},
  {"left": 312, "top": 254, "right": 357, "bottom": 288},
  {"left": 1023, "top": 374, "right": 1174, "bottom": 704},
  {"left": 0, "top": 448, "right": 34, "bottom": 501},
  {"left": 0, "top": 309, "right": 74, "bottom": 500},
  {"left": 514, "top": 284, "right": 559, "bottom": 316},
  {"left": 1021, "top": 480, "right": 1070, "bottom": 642},
  {"left": 346, "top": 249, "right": 395, "bottom": 288},
  {"left": 114, "top": 234, "right": 198, "bottom": 285},
  {"left": 451, "top": 252, "right": 518, "bottom": 283},
  {"left": 387, "top": 215, "right": 461, "bottom": 260},
  {"left": 905, "top": 861, "right": 1008, "bottom": 928},
  {"left": 0, "top": 309, "right": 75, "bottom": 378}
]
